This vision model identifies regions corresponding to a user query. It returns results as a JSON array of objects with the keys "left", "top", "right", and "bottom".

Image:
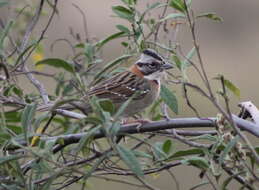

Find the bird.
[
  {"left": 40, "top": 49, "right": 173, "bottom": 117},
  {"left": 238, "top": 101, "right": 259, "bottom": 125}
]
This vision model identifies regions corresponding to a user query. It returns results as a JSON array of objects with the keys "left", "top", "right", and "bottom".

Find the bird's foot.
[{"left": 121, "top": 118, "right": 151, "bottom": 132}]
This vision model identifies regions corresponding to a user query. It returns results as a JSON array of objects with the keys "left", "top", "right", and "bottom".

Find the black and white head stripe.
[{"left": 142, "top": 49, "right": 163, "bottom": 62}]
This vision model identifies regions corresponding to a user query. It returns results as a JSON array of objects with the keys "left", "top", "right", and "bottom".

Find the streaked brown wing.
[{"left": 87, "top": 71, "right": 151, "bottom": 103}]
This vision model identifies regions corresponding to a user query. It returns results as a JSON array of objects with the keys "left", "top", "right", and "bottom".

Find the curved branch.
[
  {"left": 6, "top": 115, "right": 259, "bottom": 153},
  {"left": 49, "top": 115, "right": 258, "bottom": 153}
]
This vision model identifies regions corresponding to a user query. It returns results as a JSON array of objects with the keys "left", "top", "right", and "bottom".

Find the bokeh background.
[{"left": 2, "top": 0, "right": 259, "bottom": 189}]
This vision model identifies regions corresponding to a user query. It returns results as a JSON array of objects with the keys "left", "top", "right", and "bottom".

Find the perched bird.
[
  {"left": 40, "top": 49, "right": 173, "bottom": 117},
  {"left": 238, "top": 101, "right": 259, "bottom": 125}
]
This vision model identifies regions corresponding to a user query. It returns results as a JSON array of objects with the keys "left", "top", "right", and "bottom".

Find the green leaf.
[
  {"left": 189, "top": 134, "right": 217, "bottom": 142},
  {"left": 160, "top": 13, "right": 186, "bottom": 22},
  {"left": 219, "top": 136, "right": 239, "bottom": 165},
  {"left": 0, "top": 20, "right": 14, "bottom": 57},
  {"left": 0, "top": 1, "right": 8, "bottom": 7},
  {"left": 4, "top": 111, "right": 21, "bottom": 123},
  {"left": 121, "top": 0, "right": 136, "bottom": 6},
  {"left": 172, "top": 55, "right": 182, "bottom": 69},
  {"left": 35, "top": 58, "right": 74, "bottom": 73},
  {"left": 62, "top": 83, "right": 74, "bottom": 96},
  {"left": 117, "top": 145, "right": 144, "bottom": 177},
  {"left": 21, "top": 103, "right": 37, "bottom": 143},
  {"left": 215, "top": 75, "right": 240, "bottom": 98},
  {"left": 0, "top": 155, "right": 23, "bottom": 165},
  {"left": 108, "top": 122, "right": 121, "bottom": 137},
  {"left": 3, "top": 84, "right": 23, "bottom": 97},
  {"left": 197, "top": 12, "right": 223, "bottom": 22},
  {"left": 133, "top": 150, "right": 153, "bottom": 159},
  {"left": 15, "top": 41, "right": 38, "bottom": 66},
  {"left": 160, "top": 85, "right": 178, "bottom": 114},
  {"left": 84, "top": 116, "right": 103, "bottom": 125},
  {"left": 96, "top": 32, "right": 125, "bottom": 49},
  {"left": 89, "top": 96, "right": 106, "bottom": 121},
  {"left": 74, "top": 43, "right": 85, "bottom": 48},
  {"left": 73, "top": 126, "right": 101, "bottom": 155},
  {"left": 99, "top": 99, "right": 115, "bottom": 114},
  {"left": 112, "top": 6, "right": 134, "bottom": 21},
  {"left": 7, "top": 125, "right": 22, "bottom": 134},
  {"left": 170, "top": 0, "right": 187, "bottom": 13},
  {"left": 146, "top": 2, "right": 163, "bottom": 11},
  {"left": 162, "top": 139, "right": 173, "bottom": 155},
  {"left": 139, "top": 2, "right": 165, "bottom": 23},
  {"left": 223, "top": 78, "right": 240, "bottom": 98},
  {"left": 84, "top": 43, "right": 95, "bottom": 62},
  {"left": 116, "top": 24, "right": 130, "bottom": 34},
  {"left": 182, "top": 156, "right": 209, "bottom": 170},
  {"left": 170, "top": 148, "right": 203, "bottom": 159},
  {"left": 94, "top": 54, "right": 132, "bottom": 82},
  {"left": 153, "top": 142, "right": 168, "bottom": 160},
  {"left": 183, "top": 47, "right": 196, "bottom": 66}
]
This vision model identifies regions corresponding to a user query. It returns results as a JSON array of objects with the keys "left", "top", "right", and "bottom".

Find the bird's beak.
[{"left": 161, "top": 63, "right": 173, "bottom": 70}]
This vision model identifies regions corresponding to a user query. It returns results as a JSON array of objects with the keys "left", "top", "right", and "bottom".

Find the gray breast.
[{"left": 116, "top": 81, "right": 159, "bottom": 117}]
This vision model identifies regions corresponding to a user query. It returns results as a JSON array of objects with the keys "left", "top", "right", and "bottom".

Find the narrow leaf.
[
  {"left": 153, "top": 142, "right": 168, "bottom": 160},
  {"left": 96, "top": 32, "right": 125, "bottom": 49},
  {"left": 172, "top": 55, "right": 182, "bottom": 69},
  {"left": 170, "top": 0, "right": 187, "bottom": 13},
  {"left": 0, "top": 155, "right": 23, "bottom": 165},
  {"left": 219, "top": 136, "right": 239, "bottom": 165},
  {"left": 21, "top": 103, "right": 37, "bottom": 143},
  {"left": 99, "top": 99, "right": 115, "bottom": 114},
  {"left": 0, "top": 1, "right": 8, "bottom": 7},
  {"left": 15, "top": 41, "right": 38, "bottom": 66},
  {"left": 117, "top": 145, "right": 144, "bottom": 177},
  {"left": 139, "top": 2, "right": 165, "bottom": 23},
  {"left": 112, "top": 6, "right": 134, "bottom": 21},
  {"left": 223, "top": 78, "right": 241, "bottom": 98},
  {"left": 197, "top": 12, "right": 223, "bottom": 22},
  {"left": 0, "top": 20, "right": 14, "bottom": 56},
  {"left": 170, "top": 148, "right": 203, "bottom": 159},
  {"left": 214, "top": 75, "right": 240, "bottom": 97},
  {"left": 116, "top": 25, "right": 130, "bottom": 34},
  {"left": 162, "top": 139, "right": 173, "bottom": 155},
  {"left": 133, "top": 150, "right": 153, "bottom": 159},
  {"left": 35, "top": 58, "right": 74, "bottom": 73},
  {"left": 160, "top": 85, "right": 178, "bottom": 114},
  {"left": 74, "top": 126, "right": 101, "bottom": 155},
  {"left": 94, "top": 54, "right": 132, "bottom": 82},
  {"left": 182, "top": 156, "right": 209, "bottom": 170},
  {"left": 183, "top": 47, "right": 196, "bottom": 66},
  {"left": 160, "top": 13, "right": 185, "bottom": 22}
]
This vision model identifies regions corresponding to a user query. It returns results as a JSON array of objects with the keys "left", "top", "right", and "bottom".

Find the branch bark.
[{"left": 6, "top": 115, "right": 258, "bottom": 153}]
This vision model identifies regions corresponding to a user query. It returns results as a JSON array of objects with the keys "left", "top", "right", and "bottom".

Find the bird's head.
[{"left": 131, "top": 49, "right": 173, "bottom": 81}]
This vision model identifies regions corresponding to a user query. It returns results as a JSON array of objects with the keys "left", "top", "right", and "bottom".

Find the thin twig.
[
  {"left": 136, "top": 176, "right": 160, "bottom": 190},
  {"left": 171, "top": 129, "right": 211, "bottom": 148},
  {"left": 17, "top": 0, "right": 49, "bottom": 104}
]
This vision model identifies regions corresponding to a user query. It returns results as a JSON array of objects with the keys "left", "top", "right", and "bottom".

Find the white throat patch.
[{"left": 143, "top": 71, "right": 163, "bottom": 82}]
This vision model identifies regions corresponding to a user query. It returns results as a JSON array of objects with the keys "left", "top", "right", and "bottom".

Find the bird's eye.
[
  {"left": 137, "top": 62, "right": 144, "bottom": 67},
  {"left": 150, "top": 62, "right": 156, "bottom": 67}
]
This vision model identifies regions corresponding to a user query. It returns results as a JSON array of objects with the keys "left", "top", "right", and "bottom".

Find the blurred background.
[{"left": 1, "top": 0, "right": 259, "bottom": 189}]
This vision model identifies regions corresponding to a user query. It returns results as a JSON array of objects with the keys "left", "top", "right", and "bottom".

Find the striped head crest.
[{"left": 134, "top": 49, "right": 173, "bottom": 80}]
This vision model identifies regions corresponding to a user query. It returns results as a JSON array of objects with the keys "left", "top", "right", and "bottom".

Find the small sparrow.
[
  {"left": 238, "top": 101, "right": 259, "bottom": 125},
  {"left": 41, "top": 49, "right": 173, "bottom": 117}
]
